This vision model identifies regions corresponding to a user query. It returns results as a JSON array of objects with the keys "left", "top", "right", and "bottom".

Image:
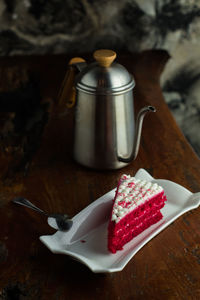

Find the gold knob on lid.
[{"left": 93, "top": 49, "right": 117, "bottom": 68}]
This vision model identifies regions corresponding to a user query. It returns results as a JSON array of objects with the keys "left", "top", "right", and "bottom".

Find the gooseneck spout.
[{"left": 118, "top": 106, "right": 156, "bottom": 163}]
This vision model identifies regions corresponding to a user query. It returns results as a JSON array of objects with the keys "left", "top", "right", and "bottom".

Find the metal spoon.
[{"left": 12, "top": 197, "right": 73, "bottom": 231}]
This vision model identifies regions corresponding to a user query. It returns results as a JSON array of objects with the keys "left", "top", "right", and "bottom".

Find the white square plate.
[{"left": 40, "top": 168, "right": 200, "bottom": 273}]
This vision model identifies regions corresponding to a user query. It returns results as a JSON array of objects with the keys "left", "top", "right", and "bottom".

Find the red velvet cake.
[{"left": 108, "top": 174, "right": 167, "bottom": 253}]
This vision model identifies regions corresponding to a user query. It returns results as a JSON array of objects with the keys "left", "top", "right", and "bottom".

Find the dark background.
[{"left": 0, "top": 0, "right": 200, "bottom": 156}]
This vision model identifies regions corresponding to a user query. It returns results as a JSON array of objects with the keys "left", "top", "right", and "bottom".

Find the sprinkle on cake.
[{"left": 108, "top": 174, "right": 167, "bottom": 253}]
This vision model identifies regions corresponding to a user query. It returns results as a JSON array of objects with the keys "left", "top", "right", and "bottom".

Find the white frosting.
[{"left": 112, "top": 174, "right": 163, "bottom": 223}]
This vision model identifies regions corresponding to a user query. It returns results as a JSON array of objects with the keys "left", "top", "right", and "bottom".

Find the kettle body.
[{"left": 74, "top": 88, "right": 135, "bottom": 169}]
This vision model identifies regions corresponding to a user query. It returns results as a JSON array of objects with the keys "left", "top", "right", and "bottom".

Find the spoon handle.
[{"left": 12, "top": 197, "right": 48, "bottom": 216}]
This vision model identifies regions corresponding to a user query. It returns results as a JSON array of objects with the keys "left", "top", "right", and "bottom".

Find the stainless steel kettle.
[{"left": 58, "top": 49, "right": 156, "bottom": 169}]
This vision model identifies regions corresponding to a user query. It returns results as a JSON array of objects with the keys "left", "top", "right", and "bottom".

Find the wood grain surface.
[{"left": 0, "top": 50, "right": 200, "bottom": 300}]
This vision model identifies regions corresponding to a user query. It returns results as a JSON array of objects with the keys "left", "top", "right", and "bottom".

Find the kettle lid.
[{"left": 76, "top": 49, "right": 135, "bottom": 95}]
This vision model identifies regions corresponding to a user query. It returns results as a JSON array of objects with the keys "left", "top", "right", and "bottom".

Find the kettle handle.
[{"left": 56, "top": 57, "right": 86, "bottom": 109}]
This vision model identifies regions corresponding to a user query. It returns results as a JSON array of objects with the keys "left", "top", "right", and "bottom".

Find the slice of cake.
[{"left": 108, "top": 174, "right": 167, "bottom": 253}]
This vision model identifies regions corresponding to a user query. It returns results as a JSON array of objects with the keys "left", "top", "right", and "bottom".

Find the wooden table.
[{"left": 0, "top": 51, "right": 200, "bottom": 299}]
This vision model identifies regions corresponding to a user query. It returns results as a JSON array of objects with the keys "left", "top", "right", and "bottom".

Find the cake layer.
[
  {"left": 108, "top": 192, "right": 166, "bottom": 253},
  {"left": 108, "top": 210, "right": 163, "bottom": 253}
]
